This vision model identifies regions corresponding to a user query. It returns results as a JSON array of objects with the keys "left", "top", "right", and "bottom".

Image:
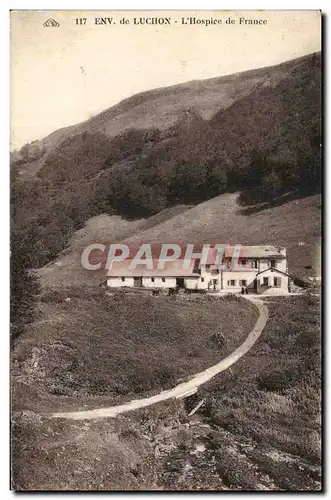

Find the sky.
[{"left": 10, "top": 10, "right": 321, "bottom": 150}]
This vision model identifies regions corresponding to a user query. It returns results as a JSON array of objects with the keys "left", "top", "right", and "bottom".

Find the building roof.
[
  {"left": 106, "top": 246, "right": 287, "bottom": 277},
  {"left": 223, "top": 245, "right": 286, "bottom": 259},
  {"left": 200, "top": 245, "right": 286, "bottom": 263},
  {"left": 107, "top": 259, "right": 199, "bottom": 278}
]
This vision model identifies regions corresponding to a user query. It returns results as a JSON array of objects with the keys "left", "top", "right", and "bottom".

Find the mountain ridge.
[
  {"left": 11, "top": 51, "right": 321, "bottom": 272},
  {"left": 13, "top": 51, "right": 320, "bottom": 160}
]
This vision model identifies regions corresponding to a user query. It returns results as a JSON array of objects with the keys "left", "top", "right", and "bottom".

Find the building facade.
[{"left": 106, "top": 246, "right": 291, "bottom": 295}]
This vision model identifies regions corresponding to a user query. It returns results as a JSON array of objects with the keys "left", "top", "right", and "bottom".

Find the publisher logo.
[{"left": 43, "top": 19, "right": 60, "bottom": 28}]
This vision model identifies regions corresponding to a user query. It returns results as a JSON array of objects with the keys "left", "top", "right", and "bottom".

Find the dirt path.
[{"left": 52, "top": 296, "right": 268, "bottom": 420}]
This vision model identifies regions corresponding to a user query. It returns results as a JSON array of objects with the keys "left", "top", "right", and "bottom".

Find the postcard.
[{"left": 10, "top": 10, "right": 322, "bottom": 491}]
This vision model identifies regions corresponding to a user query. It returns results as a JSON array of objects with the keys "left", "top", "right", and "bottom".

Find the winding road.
[{"left": 52, "top": 296, "right": 268, "bottom": 420}]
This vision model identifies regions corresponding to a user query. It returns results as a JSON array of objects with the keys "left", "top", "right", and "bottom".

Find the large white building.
[{"left": 106, "top": 245, "right": 292, "bottom": 295}]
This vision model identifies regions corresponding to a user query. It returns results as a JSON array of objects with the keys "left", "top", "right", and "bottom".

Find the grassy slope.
[
  {"left": 15, "top": 51, "right": 319, "bottom": 188},
  {"left": 12, "top": 295, "right": 321, "bottom": 491},
  {"left": 37, "top": 205, "right": 190, "bottom": 288},
  {"left": 17, "top": 53, "right": 309, "bottom": 168},
  {"left": 142, "top": 295, "right": 321, "bottom": 491},
  {"left": 123, "top": 192, "right": 321, "bottom": 279},
  {"left": 37, "top": 192, "right": 321, "bottom": 289},
  {"left": 198, "top": 295, "right": 321, "bottom": 490},
  {"left": 11, "top": 415, "right": 159, "bottom": 491},
  {"left": 12, "top": 292, "right": 258, "bottom": 409}
]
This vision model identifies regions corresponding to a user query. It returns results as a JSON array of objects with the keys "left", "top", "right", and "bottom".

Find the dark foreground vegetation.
[
  {"left": 157, "top": 295, "right": 321, "bottom": 491},
  {"left": 203, "top": 296, "right": 320, "bottom": 457},
  {"left": 11, "top": 295, "right": 321, "bottom": 491},
  {"left": 10, "top": 233, "right": 39, "bottom": 344}
]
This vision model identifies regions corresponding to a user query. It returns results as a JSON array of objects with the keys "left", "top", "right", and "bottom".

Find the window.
[
  {"left": 241, "top": 259, "right": 247, "bottom": 266},
  {"left": 121, "top": 277, "right": 125, "bottom": 282},
  {"left": 151, "top": 277, "right": 155, "bottom": 283},
  {"left": 239, "top": 279, "right": 247, "bottom": 286},
  {"left": 227, "top": 280, "right": 236, "bottom": 286},
  {"left": 269, "top": 259, "right": 276, "bottom": 268},
  {"left": 263, "top": 277, "right": 269, "bottom": 286},
  {"left": 205, "top": 264, "right": 211, "bottom": 270},
  {"left": 211, "top": 269, "right": 219, "bottom": 276},
  {"left": 274, "top": 277, "right": 281, "bottom": 287},
  {"left": 201, "top": 277, "right": 205, "bottom": 282},
  {"left": 251, "top": 260, "right": 258, "bottom": 269},
  {"left": 162, "top": 277, "right": 166, "bottom": 283}
]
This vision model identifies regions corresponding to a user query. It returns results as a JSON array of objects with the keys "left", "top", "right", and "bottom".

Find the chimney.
[{"left": 278, "top": 247, "right": 287, "bottom": 257}]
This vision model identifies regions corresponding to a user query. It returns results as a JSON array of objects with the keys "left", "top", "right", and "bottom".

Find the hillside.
[
  {"left": 12, "top": 295, "right": 321, "bottom": 491},
  {"left": 38, "top": 192, "right": 321, "bottom": 289},
  {"left": 12, "top": 294, "right": 257, "bottom": 403},
  {"left": 12, "top": 52, "right": 307, "bottom": 168},
  {"left": 11, "top": 50, "right": 321, "bottom": 492},
  {"left": 123, "top": 193, "right": 321, "bottom": 278},
  {"left": 11, "top": 52, "right": 321, "bottom": 274}
]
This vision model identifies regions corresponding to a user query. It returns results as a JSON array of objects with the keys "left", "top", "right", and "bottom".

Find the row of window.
[
  {"left": 226, "top": 260, "right": 256, "bottom": 269},
  {"left": 263, "top": 276, "right": 282, "bottom": 287},
  {"left": 205, "top": 259, "right": 277, "bottom": 270},
  {"left": 119, "top": 276, "right": 282, "bottom": 286},
  {"left": 227, "top": 279, "right": 247, "bottom": 287},
  {"left": 227, "top": 277, "right": 282, "bottom": 287}
]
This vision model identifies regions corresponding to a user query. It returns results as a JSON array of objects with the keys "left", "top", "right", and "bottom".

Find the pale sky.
[{"left": 10, "top": 10, "right": 321, "bottom": 149}]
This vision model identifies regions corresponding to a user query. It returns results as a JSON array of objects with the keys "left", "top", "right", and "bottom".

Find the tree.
[{"left": 10, "top": 232, "right": 40, "bottom": 344}]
